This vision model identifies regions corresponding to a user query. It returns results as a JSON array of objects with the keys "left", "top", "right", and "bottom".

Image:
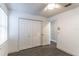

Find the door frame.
[{"left": 18, "top": 18, "right": 43, "bottom": 51}]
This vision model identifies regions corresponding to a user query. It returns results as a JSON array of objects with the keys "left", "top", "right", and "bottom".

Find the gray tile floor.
[{"left": 8, "top": 42, "right": 71, "bottom": 56}]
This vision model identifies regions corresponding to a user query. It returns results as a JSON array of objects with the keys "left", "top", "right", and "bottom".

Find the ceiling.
[{"left": 6, "top": 3, "right": 79, "bottom": 18}]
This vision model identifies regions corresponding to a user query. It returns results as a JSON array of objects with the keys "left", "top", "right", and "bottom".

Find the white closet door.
[
  {"left": 19, "top": 19, "right": 42, "bottom": 50},
  {"left": 19, "top": 19, "right": 33, "bottom": 50},
  {"left": 32, "top": 21, "right": 42, "bottom": 47}
]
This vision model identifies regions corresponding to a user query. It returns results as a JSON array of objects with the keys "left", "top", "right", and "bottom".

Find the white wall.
[
  {"left": 8, "top": 11, "right": 50, "bottom": 53},
  {"left": 50, "top": 7, "right": 79, "bottom": 56}
]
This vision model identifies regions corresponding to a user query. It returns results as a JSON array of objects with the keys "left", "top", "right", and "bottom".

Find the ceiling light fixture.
[
  {"left": 47, "top": 3, "right": 56, "bottom": 10},
  {"left": 55, "top": 4, "right": 61, "bottom": 8},
  {"left": 44, "top": 3, "right": 61, "bottom": 11}
]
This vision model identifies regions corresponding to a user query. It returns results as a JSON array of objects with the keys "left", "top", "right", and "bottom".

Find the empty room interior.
[{"left": 0, "top": 3, "right": 79, "bottom": 56}]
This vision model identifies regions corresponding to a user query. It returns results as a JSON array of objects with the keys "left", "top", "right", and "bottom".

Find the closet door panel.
[
  {"left": 32, "top": 21, "right": 42, "bottom": 47},
  {"left": 19, "top": 20, "right": 32, "bottom": 50}
]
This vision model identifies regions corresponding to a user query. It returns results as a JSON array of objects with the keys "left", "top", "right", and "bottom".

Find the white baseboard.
[
  {"left": 57, "top": 45, "right": 74, "bottom": 56},
  {"left": 42, "top": 42, "right": 50, "bottom": 45},
  {"left": 51, "top": 40, "right": 56, "bottom": 43}
]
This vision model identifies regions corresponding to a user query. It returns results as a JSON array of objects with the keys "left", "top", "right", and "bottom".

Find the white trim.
[
  {"left": 57, "top": 45, "right": 73, "bottom": 56},
  {"left": 42, "top": 43, "right": 50, "bottom": 46},
  {"left": 19, "top": 18, "right": 43, "bottom": 22},
  {"left": 51, "top": 39, "right": 56, "bottom": 43}
]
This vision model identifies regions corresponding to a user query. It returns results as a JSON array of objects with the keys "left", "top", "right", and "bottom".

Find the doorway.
[{"left": 50, "top": 20, "right": 57, "bottom": 45}]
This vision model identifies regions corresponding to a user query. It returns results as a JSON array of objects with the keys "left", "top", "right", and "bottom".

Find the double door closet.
[{"left": 18, "top": 18, "right": 42, "bottom": 50}]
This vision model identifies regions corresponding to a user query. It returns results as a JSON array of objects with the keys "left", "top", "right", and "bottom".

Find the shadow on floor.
[{"left": 8, "top": 41, "right": 71, "bottom": 56}]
